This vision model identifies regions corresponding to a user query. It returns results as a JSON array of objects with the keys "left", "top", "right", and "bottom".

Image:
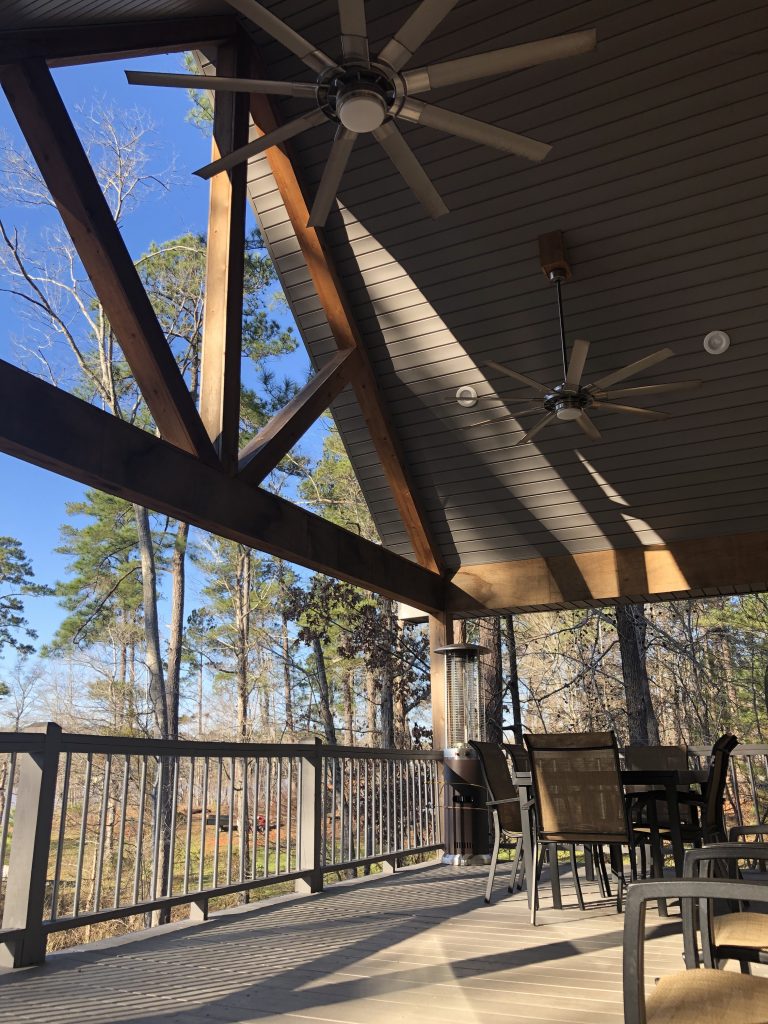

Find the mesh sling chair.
[
  {"left": 469, "top": 740, "right": 526, "bottom": 904},
  {"left": 683, "top": 842, "right": 768, "bottom": 974},
  {"left": 524, "top": 731, "right": 636, "bottom": 925},
  {"left": 623, "top": 878, "right": 768, "bottom": 1024}
]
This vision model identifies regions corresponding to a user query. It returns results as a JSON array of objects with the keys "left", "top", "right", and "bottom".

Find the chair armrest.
[
  {"left": 624, "top": 879, "right": 768, "bottom": 1024},
  {"left": 730, "top": 825, "right": 768, "bottom": 841},
  {"left": 684, "top": 842, "right": 768, "bottom": 876}
]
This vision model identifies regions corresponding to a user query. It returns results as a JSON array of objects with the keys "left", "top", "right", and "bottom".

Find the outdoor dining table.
[{"left": 510, "top": 767, "right": 710, "bottom": 910}]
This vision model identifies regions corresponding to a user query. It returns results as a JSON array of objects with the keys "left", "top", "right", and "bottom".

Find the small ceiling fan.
[
  {"left": 126, "top": 0, "right": 597, "bottom": 227},
  {"left": 462, "top": 231, "right": 702, "bottom": 445}
]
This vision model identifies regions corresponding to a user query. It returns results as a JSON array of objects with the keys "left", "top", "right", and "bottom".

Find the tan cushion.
[
  {"left": 714, "top": 912, "right": 768, "bottom": 951},
  {"left": 647, "top": 968, "right": 768, "bottom": 1023}
]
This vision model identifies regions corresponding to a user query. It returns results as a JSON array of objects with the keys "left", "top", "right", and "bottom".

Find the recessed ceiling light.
[
  {"left": 703, "top": 330, "right": 730, "bottom": 355},
  {"left": 456, "top": 385, "right": 478, "bottom": 408}
]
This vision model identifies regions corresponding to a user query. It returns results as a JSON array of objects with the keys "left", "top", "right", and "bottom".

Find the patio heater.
[{"left": 433, "top": 643, "right": 491, "bottom": 865}]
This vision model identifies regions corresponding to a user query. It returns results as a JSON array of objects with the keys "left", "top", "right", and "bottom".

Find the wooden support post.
[
  {"left": 0, "top": 723, "right": 61, "bottom": 968},
  {"left": 199, "top": 40, "right": 249, "bottom": 473},
  {"left": 0, "top": 60, "right": 215, "bottom": 462},
  {"left": 429, "top": 614, "right": 453, "bottom": 751},
  {"left": 296, "top": 738, "right": 323, "bottom": 894}
]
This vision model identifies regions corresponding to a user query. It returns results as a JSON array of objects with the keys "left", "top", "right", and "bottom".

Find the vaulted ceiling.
[{"left": 1, "top": 0, "right": 767, "bottom": 612}]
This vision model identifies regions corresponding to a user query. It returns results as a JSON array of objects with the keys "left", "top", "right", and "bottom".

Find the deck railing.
[{"left": 0, "top": 725, "right": 443, "bottom": 968}]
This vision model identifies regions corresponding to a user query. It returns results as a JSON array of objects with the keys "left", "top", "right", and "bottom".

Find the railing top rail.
[
  {"left": 0, "top": 733, "right": 45, "bottom": 753},
  {"left": 0, "top": 729, "right": 444, "bottom": 761},
  {"left": 689, "top": 743, "right": 768, "bottom": 756}
]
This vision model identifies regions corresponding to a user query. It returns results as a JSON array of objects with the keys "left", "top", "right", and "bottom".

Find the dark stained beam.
[
  {"left": 199, "top": 41, "right": 249, "bottom": 473},
  {"left": 0, "top": 16, "right": 238, "bottom": 67},
  {"left": 1, "top": 60, "right": 216, "bottom": 463},
  {"left": 244, "top": 67, "right": 445, "bottom": 576},
  {"left": 0, "top": 359, "right": 447, "bottom": 614},
  {"left": 443, "top": 536, "right": 768, "bottom": 614},
  {"left": 239, "top": 348, "right": 360, "bottom": 485}
]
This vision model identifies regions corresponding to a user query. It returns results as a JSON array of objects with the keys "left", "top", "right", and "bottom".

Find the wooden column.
[
  {"left": 296, "top": 738, "right": 323, "bottom": 894},
  {"left": 199, "top": 40, "right": 249, "bottom": 472},
  {"left": 429, "top": 613, "right": 453, "bottom": 751}
]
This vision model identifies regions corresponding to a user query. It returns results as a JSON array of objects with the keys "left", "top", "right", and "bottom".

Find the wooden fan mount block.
[{"left": 538, "top": 229, "right": 572, "bottom": 281}]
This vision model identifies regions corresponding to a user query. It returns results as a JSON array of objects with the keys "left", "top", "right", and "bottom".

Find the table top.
[{"left": 511, "top": 768, "right": 709, "bottom": 787}]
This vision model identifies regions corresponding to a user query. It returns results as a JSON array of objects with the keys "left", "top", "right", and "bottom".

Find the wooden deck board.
[{"left": 0, "top": 862, "right": 718, "bottom": 1024}]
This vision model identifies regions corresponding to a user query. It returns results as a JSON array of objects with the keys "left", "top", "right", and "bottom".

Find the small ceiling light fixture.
[
  {"left": 456, "top": 385, "right": 479, "bottom": 408},
  {"left": 703, "top": 330, "right": 730, "bottom": 355}
]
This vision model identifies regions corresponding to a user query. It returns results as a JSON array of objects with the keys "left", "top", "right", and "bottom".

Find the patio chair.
[
  {"left": 623, "top": 878, "right": 768, "bottom": 1024},
  {"left": 683, "top": 842, "right": 768, "bottom": 973},
  {"left": 524, "top": 731, "right": 635, "bottom": 925},
  {"left": 468, "top": 740, "right": 526, "bottom": 904}
]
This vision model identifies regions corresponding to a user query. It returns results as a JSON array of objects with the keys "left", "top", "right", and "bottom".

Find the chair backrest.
[
  {"left": 468, "top": 740, "right": 522, "bottom": 834},
  {"left": 623, "top": 744, "right": 688, "bottom": 772},
  {"left": 524, "top": 731, "right": 629, "bottom": 843},
  {"left": 502, "top": 742, "right": 530, "bottom": 773},
  {"left": 703, "top": 734, "right": 738, "bottom": 837}
]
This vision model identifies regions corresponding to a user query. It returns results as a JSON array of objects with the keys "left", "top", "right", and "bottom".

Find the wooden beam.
[
  {"left": 239, "top": 348, "right": 360, "bottom": 484},
  {"left": 244, "top": 67, "right": 445, "bottom": 576},
  {"left": 444, "top": 534, "right": 768, "bottom": 614},
  {"left": 0, "top": 60, "right": 216, "bottom": 463},
  {"left": 0, "top": 359, "right": 447, "bottom": 615},
  {"left": 0, "top": 16, "right": 238, "bottom": 67},
  {"left": 199, "top": 41, "right": 249, "bottom": 472}
]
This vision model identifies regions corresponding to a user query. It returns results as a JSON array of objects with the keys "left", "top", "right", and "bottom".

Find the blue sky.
[{"left": 0, "top": 53, "right": 316, "bottom": 660}]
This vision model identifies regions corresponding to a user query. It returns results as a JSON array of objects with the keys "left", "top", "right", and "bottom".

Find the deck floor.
[{"left": 0, "top": 861, "right": 701, "bottom": 1024}]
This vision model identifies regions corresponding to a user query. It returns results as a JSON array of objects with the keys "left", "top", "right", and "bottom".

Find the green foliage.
[{"left": 0, "top": 535, "right": 49, "bottom": 655}]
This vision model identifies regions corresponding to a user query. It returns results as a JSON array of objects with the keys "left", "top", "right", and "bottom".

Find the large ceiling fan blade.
[
  {"left": 516, "top": 412, "right": 556, "bottom": 446},
  {"left": 373, "top": 122, "right": 448, "bottom": 218},
  {"left": 487, "top": 361, "right": 550, "bottom": 395},
  {"left": 194, "top": 108, "right": 327, "bottom": 179},
  {"left": 402, "top": 30, "right": 597, "bottom": 93},
  {"left": 397, "top": 99, "right": 551, "bottom": 162},
  {"left": 588, "top": 347, "right": 675, "bottom": 391},
  {"left": 598, "top": 380, "right": 702, "bottom": 399},
  {"left": 469, "top": 406, "right": 544, "bottom": 427},
  {"left": 592, "top": 402, "right": 670, "bottom": 420},
  {"left": 564, "top": 338, "right": 590, "bottom": 390},
  {"left": 378, "top": 0, "right": 461, "bottom": 72},
  {"left": 576, "top": 411, "right": 601, "bottom": 441},
  {"left": 339, "top": 0, "right": 369, "bottom": 64},
  {"left": 125, "top": 70, "right": 317, "bottom": 98},
  {"left": 225, "top": 0, "right": 336, "bottom": 73},
  {"left": 308, "top": 127, "right": 357, "bottom": 227}
]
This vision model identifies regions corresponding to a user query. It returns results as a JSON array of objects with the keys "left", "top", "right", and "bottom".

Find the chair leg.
[
  {"left": 485, "top": 810, "right": 501, "bottom": 905},
  {"left": 570, "top": 844, "right": 585, "bottom": 911},
  {"left": 531, "top": 843, "right": 544, "bottom": 927},
  {"left": 548, "top": 843, "right": 562, "bottom": 910},
  {"left": 611, "top": 844, "right": 623, "bottom": 914},
  {"left": 508, "top": 837, "right": 522, "bottom": 893},
  {"left": 740, "top": 960, "right": 752, "bottom": 975},
  {"left": 584, "top": 844, "right": 595, "bottom": 882},
  {"left": 597, "top": 844, "right": 612, "bottom": 897}
]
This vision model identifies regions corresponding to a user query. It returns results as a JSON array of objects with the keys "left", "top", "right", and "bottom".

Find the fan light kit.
[
  {"left": 703, "top": 330, "right": 730, "bottom": 355},
  {"left": 465, "top": 231, "right": 703, "bottom": 447},
  {"left": 126, "top": 1, "right": 597, "bottom": 227},
  {"left": 455, "top": 385, "right": 479, "bottom": 408}
]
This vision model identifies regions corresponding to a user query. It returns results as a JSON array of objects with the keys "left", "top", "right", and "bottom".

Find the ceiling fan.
[
  {"left": 126, "top": 0, "right": 597, "bottom": 227},
  {"left": 462, "top": 231, "right": 703, "bottom": 445}
]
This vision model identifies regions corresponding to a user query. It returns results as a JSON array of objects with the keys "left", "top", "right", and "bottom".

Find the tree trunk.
[
  {"left": 379, "top": 668, "right": 394, "bottom": 748},
  {"left": 236, "top": 546, "right": 251, "bottom": 741},
  {"left": 343, "top": 670, "right": 354, "bottom": 744},
  {"left": 615, "top": 603, "right": 659, "bottom": 745},
  {"left": 165, "top": 520, "right": 188, "bottom": 741},
  {"left": 281, "top": 610, "right": 294, "bottom": 736},
  {"left": 365, "top": 668, "right": 377, "bottom": 746},
  {"left": 312, "top": 636, "right": 337, "bottom": 743},
  {"left": 504, "top": 614, "right": 523, "bottom": 743},
  {"left": 133, "top": 504, "right": 168, "bottom": 739},
  {"left": 478, "top": 616, "right": 503, "bottom": 743}
]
